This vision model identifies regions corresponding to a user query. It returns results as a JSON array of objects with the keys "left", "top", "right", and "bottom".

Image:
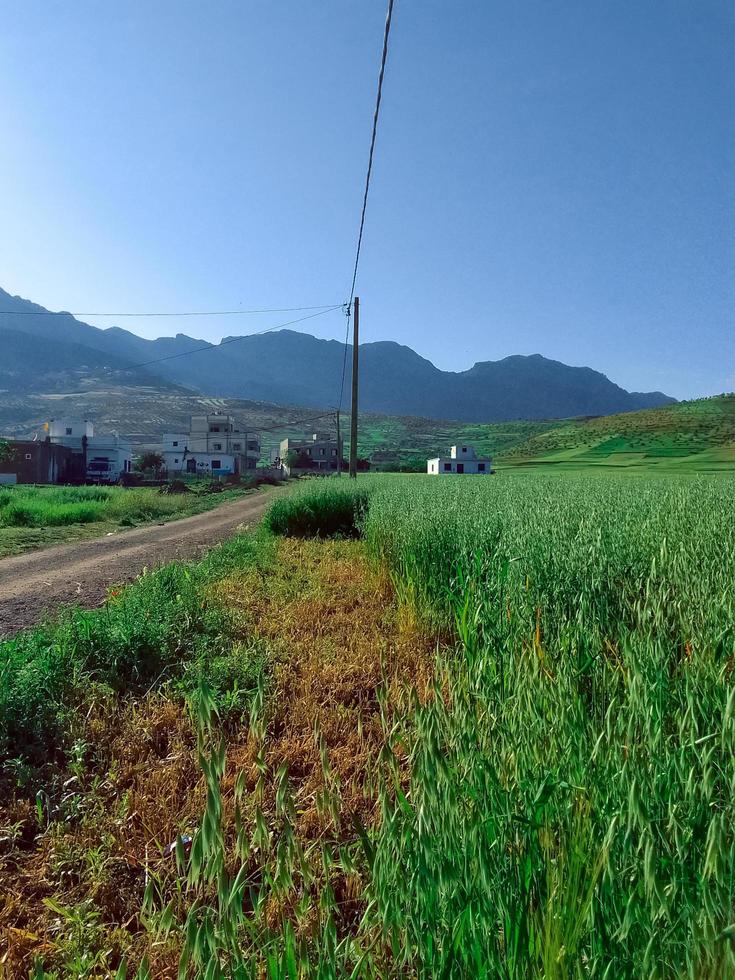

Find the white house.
[
  {"left": 85, "top": 433, "right": 134, "bottom": 482},
  {"left": 46, "top": 418, "right": 132, "bottom": 483},
  {"left": 162, "top": 413, "right": 261, "bottom": 477},
  {"left": 427, "top": 444, "right": 492, "bottom": 475}
]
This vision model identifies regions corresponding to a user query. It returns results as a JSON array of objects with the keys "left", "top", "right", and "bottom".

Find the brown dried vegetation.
[{"left": 0, "top": 537, "right": 435, "bottom": 976}]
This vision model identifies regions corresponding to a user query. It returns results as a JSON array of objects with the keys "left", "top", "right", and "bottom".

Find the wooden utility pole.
[
  {"left": 335, "top": 409, "right": 341, "bottom": 476},
  {"left": 349, "top": 297, "right": 359, "bottom": 479}
]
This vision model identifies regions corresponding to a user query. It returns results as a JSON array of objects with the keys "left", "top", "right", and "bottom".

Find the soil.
[{"left": 0, "top": 489, "right": 280, "bottom": 638}]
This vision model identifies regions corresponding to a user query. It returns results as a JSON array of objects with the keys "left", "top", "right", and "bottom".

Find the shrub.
[{"left": 265, "top": 483, "right": 370, "bottom": 537}]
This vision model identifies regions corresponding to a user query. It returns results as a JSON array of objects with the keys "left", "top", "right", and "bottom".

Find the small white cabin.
[{"left": 427, "top": 444, "right": 492, "bottom": 475}]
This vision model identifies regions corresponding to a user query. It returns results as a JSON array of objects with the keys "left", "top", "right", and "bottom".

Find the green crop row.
[
  {"left": 241, "top": 472, "right": 735, "bottom": 977},
  {"left": 353, "top": 473, "right": 735, "bottom": 977}
]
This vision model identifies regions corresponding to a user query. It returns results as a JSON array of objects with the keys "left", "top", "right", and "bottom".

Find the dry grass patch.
[
  {"left": 216, "top": 538, "right": 435, "bottom": 837},
  {"left": 1, "top": 536, "right": 435, "bottom": 976},
  {"left": 0, "top": 695, "right": 200, "bottom": 976}
]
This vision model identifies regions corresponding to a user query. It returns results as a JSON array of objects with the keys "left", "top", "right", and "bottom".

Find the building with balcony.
[{"left": 162, "top": 413, "right": 261, "bottom": 477}]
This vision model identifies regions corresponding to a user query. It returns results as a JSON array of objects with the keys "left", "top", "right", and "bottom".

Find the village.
[{"left": 0, "top": 411, "right": 493, "bottom": 486}]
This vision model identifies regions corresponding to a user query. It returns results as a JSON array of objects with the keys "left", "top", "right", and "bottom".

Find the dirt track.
[{"left": 0, "top": 490, "right": 278, "bottom": 638}]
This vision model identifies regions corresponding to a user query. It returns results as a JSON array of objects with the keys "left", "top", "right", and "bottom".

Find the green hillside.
[
  {"left": 0, "top": 382, "right": 562, "bottom": 466},
  {"left": 500, "top": 395, "right": 735, "bottom": 471},
  {"left": 3, "top": 383, "right": 734, "bottom": 472}
]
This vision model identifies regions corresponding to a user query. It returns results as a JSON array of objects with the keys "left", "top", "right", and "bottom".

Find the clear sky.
[{"left": 1, "top": 1, "right": 732, "bottom": 399}]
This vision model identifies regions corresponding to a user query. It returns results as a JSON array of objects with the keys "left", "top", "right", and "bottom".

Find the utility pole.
[
  {"left": 335, "top": 409, "right": 342, "bottom": 476},
  {"left": 349, "top": 296, "right": 359, "bottom": 479}
]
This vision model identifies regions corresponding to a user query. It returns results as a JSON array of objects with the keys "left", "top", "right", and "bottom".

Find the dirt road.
[{"left": 0, "top": 490, "right": 278, "bottom": 638}]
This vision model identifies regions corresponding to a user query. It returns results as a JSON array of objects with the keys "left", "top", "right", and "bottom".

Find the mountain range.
[{"left": 0, "top": 287, "right": 675, "bottom": 422}]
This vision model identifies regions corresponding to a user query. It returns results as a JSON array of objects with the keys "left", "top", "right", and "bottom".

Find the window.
[
  {"left": 66, "top": 427, "right": 73, "bottom": 435},
  {"left": 210, "top": 426, "right": 221, "bottom": 432},
  {"left": 25, "top": 453, "right": 32, "bottom": 460},
  {"left": 320, "top": 448, "right": 325, "bottom": 456},
  {"left": 306, "top": 448, "right": 312, "bottom": 455},
  {"left": 478, "top": 463, "right": 485, "bottom": 472},
  {"left": 444, "top": 462, "right": 451, "bottom": 472},
  {"left": 462, "top": 446, "right": 467, "bottom": 453},
  {"left": 211, "top": 460, "right": 221, "bottom": 469},
  {"left": 232, "top": 443, "right": 241, "bottom": 451},
  {"left": 172, "top": 440, "right": 178, "bottom": 447},
  {"left": 213, "top": 442, "right": 222, "bottom": 451},
  {"left": 331, "top": 448, "right": 337, "bottom": 456},
  {"left": 174, "top": 458, "right": 179, "bottom": 464}
]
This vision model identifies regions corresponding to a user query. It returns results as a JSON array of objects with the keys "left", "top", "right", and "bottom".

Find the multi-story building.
[
  {"left": 278, "top": 432, "right": 343, "bottom": 475},
  {"left": 427, "top": 444, "right": 492, "bottom": 475},
  {"left": 162, "top": 413, "right": 261, "bottom": 477}
]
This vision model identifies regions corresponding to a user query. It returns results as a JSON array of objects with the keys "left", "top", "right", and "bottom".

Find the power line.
[
  {"left": 348, "top": 0, "right": 395, "bottom": 307},
  {"left": 130, "top": 306, "right": 342, "bottom": 370},
  {"left": 2, "top": 309, "right": 344, "bottom": 440},
  {"left": 338, "top": 304, "right": 352, "bottom": 412},
  {"left": 256, "top": 411, "right": 337, "bottom": 436},
  {"left": 2, "top": 304, "right": 340, "bottom": 317},
  {"left": 338, "top": 0, "right": 396, "bottom": 411}
]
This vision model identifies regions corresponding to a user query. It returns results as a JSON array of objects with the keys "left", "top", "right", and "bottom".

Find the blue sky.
[{"left": 1, "top": 0, "right": 732, "bottom": 399}]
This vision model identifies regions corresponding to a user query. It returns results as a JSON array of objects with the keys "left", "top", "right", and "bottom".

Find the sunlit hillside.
[{"left": 500, "top": 394, "right": 735, "bottom": 471}]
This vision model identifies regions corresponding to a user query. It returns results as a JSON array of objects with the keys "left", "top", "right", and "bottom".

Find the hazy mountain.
[{"left": 0, "top": 287, "right": 675, "bottom": 421}]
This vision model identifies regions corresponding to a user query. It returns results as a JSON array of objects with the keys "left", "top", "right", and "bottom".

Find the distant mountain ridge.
[{"left": 0, "top": 286, "right": 675, "bottom": 421}]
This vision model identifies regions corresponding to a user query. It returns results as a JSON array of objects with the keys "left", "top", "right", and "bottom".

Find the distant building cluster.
[
  {"left": 0, "top": 409, "right": 494, "bottom": 486},
  {"left": 0, "top": 418, "right": 132, "bottom": 486},
  {"left": 0, "top": 412, "right": 262, "bottom": 486}
]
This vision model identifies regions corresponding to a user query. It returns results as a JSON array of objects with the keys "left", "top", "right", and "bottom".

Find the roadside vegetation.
[
  {"left": 0, "top": 482, "right": 272, "bottom": 559},
  {"left": 2, "top": 471, "right": 735, "bottom": 977}
]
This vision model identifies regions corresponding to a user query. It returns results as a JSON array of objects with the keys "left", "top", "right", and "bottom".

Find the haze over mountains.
[{"left": 0, "top": 287, "right": 675, "bottom": 422}]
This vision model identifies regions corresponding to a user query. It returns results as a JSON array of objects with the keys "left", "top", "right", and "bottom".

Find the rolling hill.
[
  {"left": 500, "top": 395, "right": 735, "bottom": 471},
  {"left": 0, "top": 286, "right": 675, "bottom": 422}
]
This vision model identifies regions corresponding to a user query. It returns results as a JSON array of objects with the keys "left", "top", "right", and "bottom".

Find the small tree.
[
  {"left": 136, "top": 451, "right": 164, "bottom": 475},
  {"left": 0, "top": 439, "right": 12, "bottom": 464},
  {"left": 287, "top": 450, "right": 313, "bottom": 470}
]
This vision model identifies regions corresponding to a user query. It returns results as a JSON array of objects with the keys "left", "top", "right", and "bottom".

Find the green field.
[
  {"left": 2, "top": 471, "right": 735, "bottom": 976},
  {"left": 0, "top": 483, "right": 260, "bottom": 558}
]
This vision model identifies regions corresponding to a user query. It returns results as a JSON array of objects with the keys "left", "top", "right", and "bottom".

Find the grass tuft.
[{"left": 265, "top": 482, "right": 370, "bottom": 538}]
